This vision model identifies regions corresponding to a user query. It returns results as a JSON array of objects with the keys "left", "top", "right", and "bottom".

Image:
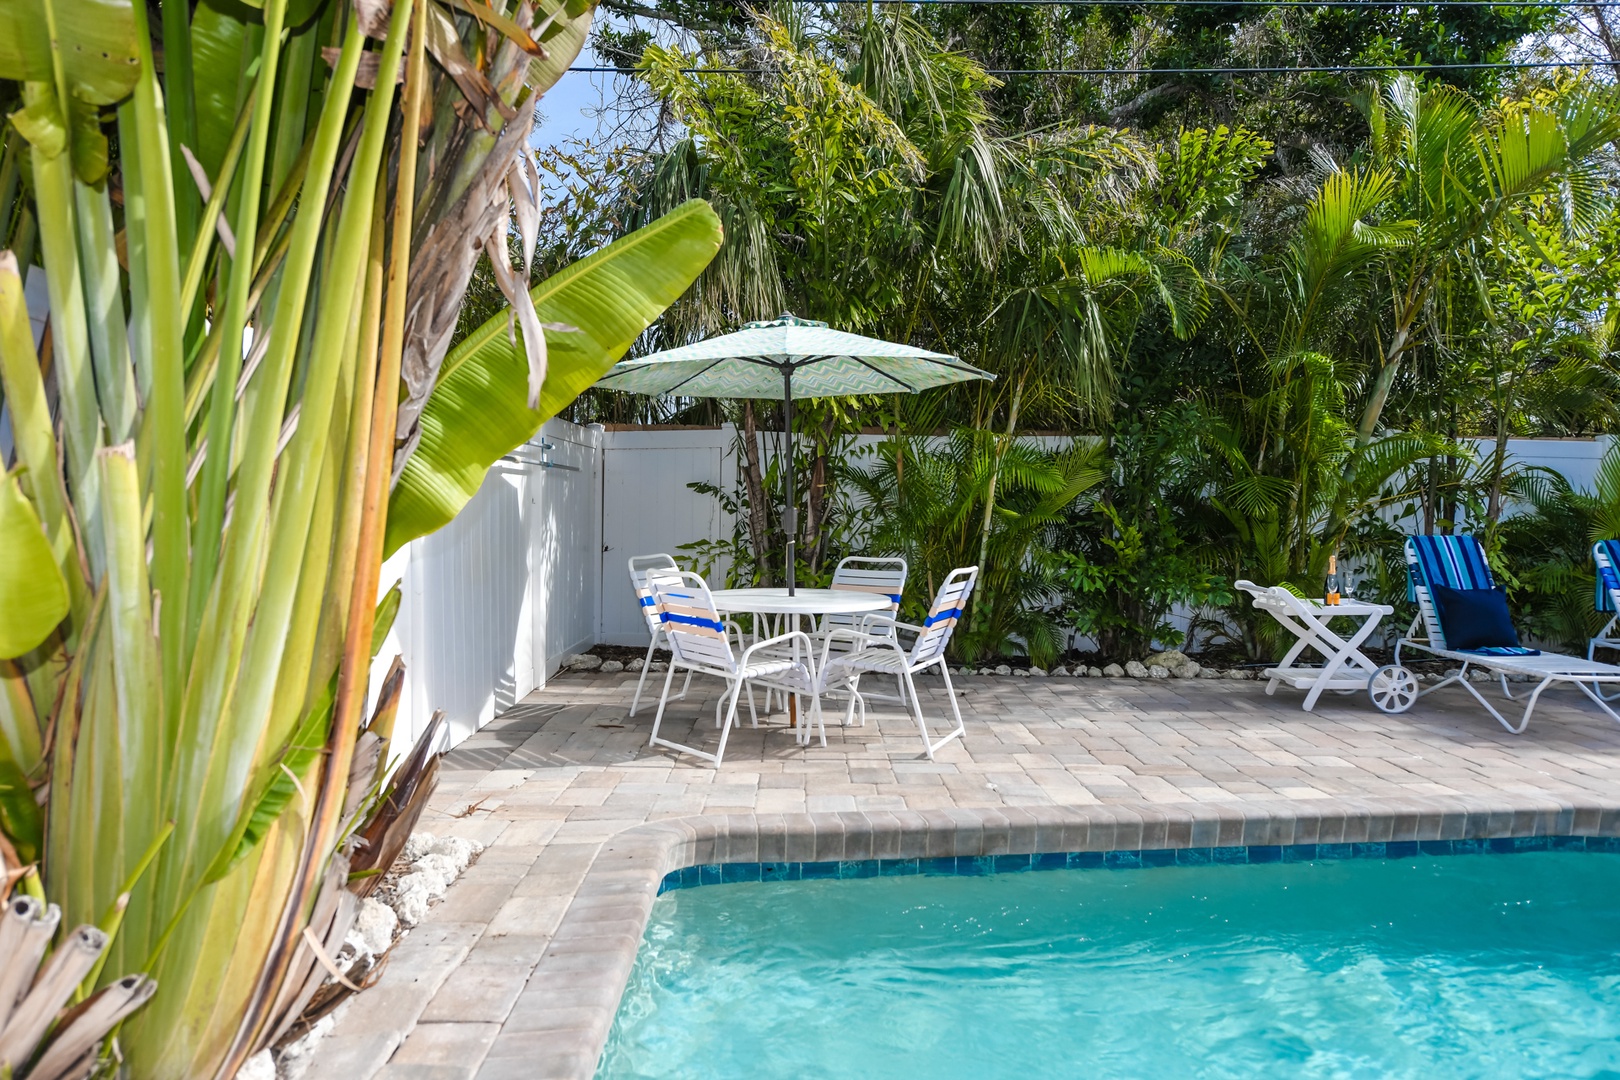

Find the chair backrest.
[
  {"left": 629, "top": 554, "right": 680, "bottom": 635},
  {"left": 910, "top": 566, "right": 977, "bottom": 666},
  {"left": 1596, "top": 541, "right": 1620, "bottom": 614},
  {"left": 1405, "top": 534, "right": 1495, "bottom": 650},
  {"left": 825, "top": 556, "right": 907, "bottom": 634},
  {"left": 646, "top": 569, "right": 736, "bottom": 673}
]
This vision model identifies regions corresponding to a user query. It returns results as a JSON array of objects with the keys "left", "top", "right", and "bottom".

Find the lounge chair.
[
  {"left": 1396, "top": 534, "right": 1620, "bottom": 733},
  {"left": 1590, "top": 540, "right": 1620, "bottom": 663}
]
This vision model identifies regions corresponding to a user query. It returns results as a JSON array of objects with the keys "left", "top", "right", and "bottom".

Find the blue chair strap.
[
  {"left": 1596, "top": 540, "right": 1620, "bottom": 613},
  {"left": 1408, "top": 534, "right": 1494, "bottom": 602},
  {"left": 1464, "top": 645, "right": 1541, "bottom": 657}
]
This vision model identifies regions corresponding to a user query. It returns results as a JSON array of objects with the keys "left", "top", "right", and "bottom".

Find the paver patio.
[{"left": 311, "top": 671, "right": 1620, "bottom": 1079}]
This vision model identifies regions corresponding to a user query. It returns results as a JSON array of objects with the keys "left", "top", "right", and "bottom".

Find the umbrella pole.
[
  {"left": 783, "top": 367, "right": 796, "bottom": 596},
  {"left": 782, "top": 367, "right": 799, "bottom": 729}
]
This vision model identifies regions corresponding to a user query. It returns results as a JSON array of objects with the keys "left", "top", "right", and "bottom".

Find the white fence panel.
[
  {"left": 597, "top": 427, "right": 735, "bottom": 646},
  {"left": 372, "top": 419, "right": 603, "bottom": 756}
]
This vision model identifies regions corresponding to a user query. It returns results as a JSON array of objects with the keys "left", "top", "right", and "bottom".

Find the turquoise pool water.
[{"left": 597, "top": 852, "right": 1620, "bottom": 1079}]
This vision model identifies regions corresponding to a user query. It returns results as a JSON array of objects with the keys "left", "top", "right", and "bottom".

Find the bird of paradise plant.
[{"left": 0, "top": 0, "right": 720, "bottom": 1075}]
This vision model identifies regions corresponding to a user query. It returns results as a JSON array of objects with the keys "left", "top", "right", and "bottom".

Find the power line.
[{"left": 568, "top": 58, "right": 1606, "bottom": 75}]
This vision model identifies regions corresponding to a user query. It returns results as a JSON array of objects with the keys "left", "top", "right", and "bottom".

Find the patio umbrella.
[{"left": 595, "top": 313, "right": 993, "bottom": 592}]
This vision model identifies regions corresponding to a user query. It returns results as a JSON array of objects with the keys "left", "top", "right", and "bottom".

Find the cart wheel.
[{"left": 1368, "top": 665, "right": 1418, "bottom": 714}]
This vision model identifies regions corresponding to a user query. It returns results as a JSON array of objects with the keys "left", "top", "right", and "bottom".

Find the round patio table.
[{"left": 707, "top": 588, "right": 894, "bottom": 727}]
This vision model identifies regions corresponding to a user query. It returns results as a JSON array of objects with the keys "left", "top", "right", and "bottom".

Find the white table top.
[
  {"left": 1306, "top": 598, "right": 1392, "bottom": 616},
  {"left": 707, "top": 587, "right": 893, "bottom": 616}
]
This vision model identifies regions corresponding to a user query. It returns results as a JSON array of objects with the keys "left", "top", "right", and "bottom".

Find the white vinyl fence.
[{"left": 380, "top": 423, "right": 1616, "bottom": 753}]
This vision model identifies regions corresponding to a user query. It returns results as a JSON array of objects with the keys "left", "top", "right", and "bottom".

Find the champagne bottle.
[{"left": 1324, "top": 554, "right": 1341, "bottom": 606}]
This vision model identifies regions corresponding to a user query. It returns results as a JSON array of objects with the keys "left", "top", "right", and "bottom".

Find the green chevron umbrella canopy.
[
  {"left": 595, "top": 313, "right": 993, "bottom": 398},
  {"left": 596, "top": 313, "right": 991, "bottom": 592}
]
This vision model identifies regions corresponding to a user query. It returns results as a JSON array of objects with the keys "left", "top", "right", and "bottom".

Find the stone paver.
[{"left": 314, "top": 672, "right": 1620, "bottom": 1079}]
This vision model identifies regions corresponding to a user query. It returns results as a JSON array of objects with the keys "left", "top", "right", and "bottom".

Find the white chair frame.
[
  {"left": 646, "top": 570, "right": 824, "bottom": 768},
  {"left": 1397, "top": 539, "right": 1620, "bottom": 734},
  {"left": 627, "top": 554, "right": 694, "bottom": 718},
  {"left": 817, "top": 566, "right": 977, "bottom": 759},
  {"left": 1589, "top": 541, "right": 1620, "bottom": 691}
]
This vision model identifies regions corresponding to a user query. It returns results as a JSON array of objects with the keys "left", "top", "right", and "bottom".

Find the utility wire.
[{"left": 569, "top": 58, "right": 1605, "bottom": 74}]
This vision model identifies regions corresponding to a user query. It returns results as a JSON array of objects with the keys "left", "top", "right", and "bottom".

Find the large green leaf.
[
  {"left": 528, "top": 0, "right": 596, "bottom": 99},
  {"left": 0, "top": 0, "right": 140, "bottom": 105},
  {"left": 0, "top": 468, "right": 70, "bottom": 659},
  {"left": 384, "top": 197, "right": 722, "bottom": 556}
]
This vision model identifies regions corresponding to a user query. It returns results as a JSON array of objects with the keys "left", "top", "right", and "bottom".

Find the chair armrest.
[{"left": 742, "top": 629, "right": 816, "bottom": 667}]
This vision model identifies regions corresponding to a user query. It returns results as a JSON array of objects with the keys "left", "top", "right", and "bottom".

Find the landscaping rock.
[
  {"left": 995, "top": 664, "right": 1012, "bottom": 676},
  {"left": 239, "top": 1051, "right": 275, "bottom": 1080},
  {"left": 1176, "top": 662, "right": 1202, "bottom": 679},
  {"left": 1029, "top": 667, "right": 1048, "bottom": 677},
  {"left": 401, "top": 832, "right": 436, "bottom": 864},
  {"left": 1012, "top": 668, "right": 1029, "bottom": 677},
  {"left": 1226, "top": 669, "right": 1252, "bottom": 680},
  {"left": 350, "top": 897, "right": 398, "bottom": 957},
  {"left": 1088, "top": 666, "right": 1104, "bottom": 678},
  {"left": 392, "top": 877, "right": 435, "bottom": 928},
  {"left": 627, "top": 657, "right": 645, "bottom": 672},
  {"left": 564, "top": 652, "right": 602, "bottom": 672},
  {"left": 1146, "top": 650, "right": 1190, "bottom": 675},
  {"left": 600, "top": 659, "right": 625, "bottom": 674},
  {"left": 1124, "top": 660, "right": 1149, "bottom": 678},
  {"left": 1051, "top": 666, "right": 1070, "bottom": 677},
  {"left": 1197, "top": 667, "right": 1221, "bottom": 679},
  {"left": 1147, "top": 664, "right": 1170, "bottom": 679},
  {"left": 648, "top": 660, "right": 667, "bottom": 672},
  {"left": 427, "top": 835, "right": 483, "bottom": 875},
  {"left": 1103, "top": 663, "right": 1124, "bottom": 678}
]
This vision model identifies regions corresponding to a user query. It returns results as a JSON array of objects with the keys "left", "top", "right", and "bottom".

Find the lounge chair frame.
[{"left": 1398, "top": 536, "right": 1620, "bottom": 734}]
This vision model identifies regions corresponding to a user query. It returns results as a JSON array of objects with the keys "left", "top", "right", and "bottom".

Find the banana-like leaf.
[
  {"left": 527, "top": 0, "right": 595, "bottom": 99},
  {"left": 384, "top": 197, "right": 722, "bottom": 556},
  {"left": 0, "top": 0, "right": 140, "bottom": 105},
  {"left": 0, "top": 469, "right": 70, "bottom": 659}
]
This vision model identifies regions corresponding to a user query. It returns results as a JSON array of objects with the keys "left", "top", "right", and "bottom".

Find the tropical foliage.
[
  {"left": 529, "top": 6, "right": 1619, "bottom": 664},
  {"left": 0, "top": 0, "right": 719, "bottom": 1074}
]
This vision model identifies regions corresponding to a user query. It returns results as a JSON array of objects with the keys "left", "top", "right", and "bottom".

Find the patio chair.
[
  {"left": 645, "top": 569, "right": 824, "bottom": 767},
  {"left": 1589, "top": 540, "right": 1620, "bottom": 669},
  {"left": 817, "top": 555, "right": 909, "bottom": 707},
  {"left": 818, "top": 566, "right": 978, "bottom": 759},
  {"left": 627, "top": 554, "right": 694, "bottom": 718},
  {"left": 1396, "top": 534, "right": 1620, "bottom": 733}
]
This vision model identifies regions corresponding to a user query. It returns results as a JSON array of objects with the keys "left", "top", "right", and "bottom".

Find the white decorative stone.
[
  {"left": 351, "top": 897, "right": 398, "bottom": 956},
  {"left": 994, "top": 664, "right": 1012, "bottom": 676},
  {"left": 1102, "top": 663, "right": 1124, "bottom": 678},
  {"left": 627, "top": 658, "right": 645, "bottom": 672},
  {"left": 1148, "top": 664, "right": 1170, "bottom": 679},
  {"left": 1124, "top": 660, "right": 1149, "bottom": 678},
  {"left": 1226, "top": 669, "right": 1251, "bottom": 680},
  {"left": 600, "top": 659, "right": 624, "bottom": 673},
  {"left": 391, "top": 876, "right": 435, "bottom": 927},
  {"left": 401, "top": 832, "right": 436, "bottom": 864},
  {"left": 1028, "top": 667, "right": 1048, "bottom": 677},
  {"left": 412, "top": 853, "right": 460, "bottom": 888},
  {"left": 1176, "top": 662, "right": 1202, "bottom": 679},
  {"left": 565, "top": 653, "right": 602, "bottom": 671},
  {"left": 1050, "top": 666, "right": 1069, "bottom": 677},
  {"left": 427, "top": 835, "right": 482, "bottom": 875},
  {"left": 1146, "top": 650, "right": 1190, "bottom": 675},
  {"left": 238, "top": 1051, "right": 275, "bottom": 1080},
  {"left": 1088, "top": 666, "right": 1104, "bottom": 678},
  {"left": 1197, "top": 667, "right": 1221, "bottom": 679},
  {"left": 1012, "top": 668, "right": 1029, "bottom": 677}
]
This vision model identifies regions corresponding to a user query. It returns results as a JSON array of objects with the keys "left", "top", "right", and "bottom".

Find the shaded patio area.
[{"left": 311, "top": 672, "right": 1620, "bottom": 1079}]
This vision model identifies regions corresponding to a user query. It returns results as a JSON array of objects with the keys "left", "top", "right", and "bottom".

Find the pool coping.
[{"left": 517, "top": 792, "right": 1620, "bottom": 1079}]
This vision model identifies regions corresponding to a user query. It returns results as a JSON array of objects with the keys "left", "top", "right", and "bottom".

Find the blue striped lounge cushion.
[
  {"left": 1407, "top": 534, "right": 1495, "bottom": 601},
  {"left": 1596, "top": 539, "right": 1620, "bottom": 613}
]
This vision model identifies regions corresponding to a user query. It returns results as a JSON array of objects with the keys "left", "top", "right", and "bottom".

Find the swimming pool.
[{"left": 598, "top": 848, "right": 1620, "bottom": 1078}]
